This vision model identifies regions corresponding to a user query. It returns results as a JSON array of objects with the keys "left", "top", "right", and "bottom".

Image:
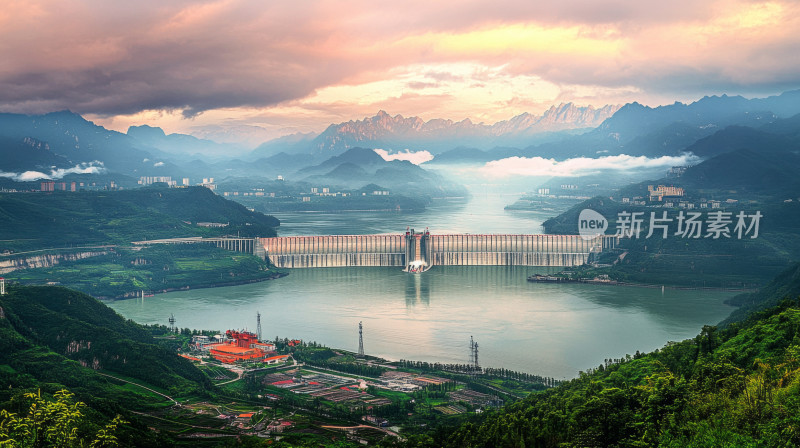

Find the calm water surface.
[
  {"left": 107, "top": 190, "right": 736, "bottom": 379},
  {"left": 108, "top": 267, "right": 734, "bottom": 379},
  {"left": 271, "top": 191, "right": 556, "bottom": 236}
]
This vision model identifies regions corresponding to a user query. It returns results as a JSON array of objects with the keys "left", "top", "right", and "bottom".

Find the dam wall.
[
  {"left": 430, "top": 234, "right": 605, "bottom": 267},
  {"left": 260, "top": 233, "right": 618, "bottom": 269},
  {"left": 261, "top": 235, "right": 406, "bottom": 268}
]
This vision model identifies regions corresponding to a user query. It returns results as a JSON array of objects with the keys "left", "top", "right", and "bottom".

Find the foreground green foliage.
[{"left": 0, "top": 389, "right": 125, "bottom": 448}]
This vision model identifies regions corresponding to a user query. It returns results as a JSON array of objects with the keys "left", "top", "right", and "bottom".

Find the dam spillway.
[
  {"left": 259, "top": 232, "right": 618, "bottom": 269},
  {"left": 260, "top": 235, "right": 406, "bottom": 268}
]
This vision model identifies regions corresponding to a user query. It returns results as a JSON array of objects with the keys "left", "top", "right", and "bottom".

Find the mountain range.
[
  {"left": 252, "top": 103, "right": 620, "bottom": 157},
  {"left": 127, "top": 124, "right": 250, "bottom": 159},
  {"left": 3, "top": 91, "right": 800, "bottom": 192},
  {"left": 0, "top": 110, "right": 177, "bottom": 180}
]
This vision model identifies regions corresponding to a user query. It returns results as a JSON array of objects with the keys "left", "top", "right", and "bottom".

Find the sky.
[{"left": 1, "top": 0, "right": 799, "bottom": 146}]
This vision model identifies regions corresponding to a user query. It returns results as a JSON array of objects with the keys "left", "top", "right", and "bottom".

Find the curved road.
[{"left": 96, "top": 372, "right": 179, "bottom": 406}]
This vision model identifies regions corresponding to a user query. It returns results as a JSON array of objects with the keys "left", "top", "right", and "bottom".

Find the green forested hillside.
[
  {"left": 0, "top": 286, "right": 211, "bottom": 398},
  {"left": 0, "top": 286, "right": 215, "bottom": 446},
  {"left": 405, "top": 264, "right": 800, "bottom": 448},
  {"left": 723, "top": 262, "right": 800, "bottom": 325},
  {"left": 0, "top": 185, "right": 279, "bottom": 253}
]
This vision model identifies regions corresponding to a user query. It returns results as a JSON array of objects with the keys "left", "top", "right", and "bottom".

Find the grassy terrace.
[{"left": 8, "top": 244, "right": 284, "bottom": 299}]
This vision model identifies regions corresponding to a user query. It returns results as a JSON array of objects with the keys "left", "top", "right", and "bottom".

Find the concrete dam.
[{"left": 260, "top": 229, "right": 618, "bottom": 270}]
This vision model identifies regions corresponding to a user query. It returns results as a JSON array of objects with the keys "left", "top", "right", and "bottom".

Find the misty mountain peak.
[
  {"left": 128, "top": 124, "right": 167, "bottom": 138},
  {"left": 310, "top": 104, "right": 619, "bottom": 154}
]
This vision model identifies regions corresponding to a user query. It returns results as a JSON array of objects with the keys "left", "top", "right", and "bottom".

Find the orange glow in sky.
[{"left": 0, "top": 0, "right": 798, "bottom": 143}]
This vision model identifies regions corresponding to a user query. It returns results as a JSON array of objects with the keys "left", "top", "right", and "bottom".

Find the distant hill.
[
  {"left": 679, "top": 147, "right": 800, "bottom": 195},
  {"left": 249, "top": 132, "right": 318, "bottom": 159},
  {"left": 682, "top": 125, "right": 793, "bottom": 159},
  {"left": 127, "top": 124, "right": 249, "bottom": 159},
  {"left": 0, "top": 185, "right": 279, "bottom": 252},
  {"left": 611, "top": 114, "right": 800, "bottom": 199},
  {"left": 722, "top": 261, "right": 800, "bottom": 324},
  {"left": 297, "top": 147, "right": 467, "bottom": 198},
  {"left": 297, "top": 147, "right": 385, "bottom": 174}
]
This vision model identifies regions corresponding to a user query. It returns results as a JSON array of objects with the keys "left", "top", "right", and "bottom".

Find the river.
[{"left": 107, "top": 190, "right": 736, "bottom": 379}]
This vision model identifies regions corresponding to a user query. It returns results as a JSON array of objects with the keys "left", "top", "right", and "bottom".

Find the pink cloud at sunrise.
[{"left": 1, "top": 0, "right": 799, "bottom": 143}]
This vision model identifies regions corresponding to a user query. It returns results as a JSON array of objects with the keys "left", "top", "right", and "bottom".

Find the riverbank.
[
  {"left": 6, "top": 245, "right": 285, "bottom": 300},
  {"left": 102, "top": 271, "right": 289, "bottom": 301}
]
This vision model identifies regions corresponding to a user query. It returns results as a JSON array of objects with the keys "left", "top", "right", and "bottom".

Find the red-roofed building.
[{"left": 209, "top": 330, "right": 274, "bottom": 363}]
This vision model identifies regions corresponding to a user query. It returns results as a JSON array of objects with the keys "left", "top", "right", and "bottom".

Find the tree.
[{"left": 0, "top": 389, "right": 126, "bottom": 448}]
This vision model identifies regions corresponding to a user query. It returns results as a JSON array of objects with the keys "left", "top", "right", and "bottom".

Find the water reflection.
[{"left": 405, "top": 273, "right": 430, "bottom": 307}]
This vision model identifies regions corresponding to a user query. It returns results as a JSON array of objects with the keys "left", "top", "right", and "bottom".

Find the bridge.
[{"left": 260, "top": 228, "right": 618, "bottom": 271}]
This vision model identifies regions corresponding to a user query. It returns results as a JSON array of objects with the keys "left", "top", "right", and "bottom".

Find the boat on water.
[
  {"left": 527, "top": 273, "right": 620, "bottom": 285},
  {"left": 527, "top": 274, "right": 571, "bottom": 283}
]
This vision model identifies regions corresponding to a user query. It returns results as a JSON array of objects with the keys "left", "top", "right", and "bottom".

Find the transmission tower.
[
  {"left": 256, "top": 311, "right": 263, "bottom": 341},
  {"left": 168, "top": 313, "right": 176, "bottom": 333},
  {"left": 474, "top": 342, "right": 479, "bottom": 369},
  {"left": 469, "top": 336, "right": 475, "bottom": 367},
  {"left": 357, "top": 321, "right": 365, "bottom": 357}
]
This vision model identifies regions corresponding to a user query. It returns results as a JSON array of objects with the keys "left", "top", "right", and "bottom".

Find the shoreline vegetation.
[
  {"left": 7, "top": 244, "right": 287, "bottom": 300},
  {"left": 101, "top": 270, "right": 288, "bottom": 301}
]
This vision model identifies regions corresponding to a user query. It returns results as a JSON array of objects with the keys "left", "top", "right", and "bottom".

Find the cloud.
[
  {"left": 0, "top": 170, "right": 51, "bottom": 182},
  {"left": 1, "top": 0, "right": 799, "bottom": 137},
  {"left": 0, "top": 162, "right": 106, "bottom": 182},
  {"left": 153, "top": 161, "right": 165, "bottom": 167},
  {"left": 480, "top": 153, "right": 700, "bottom": 178},
  {"left": 374, "top": 149, "right": 434, "bottom": 165}
]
